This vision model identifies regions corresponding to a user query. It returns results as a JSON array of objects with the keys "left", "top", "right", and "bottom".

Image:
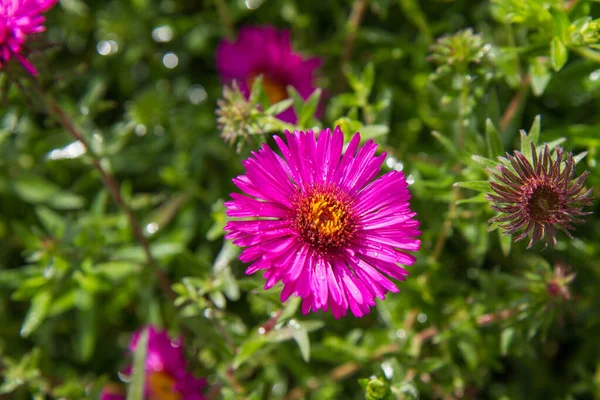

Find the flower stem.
[
  {"left": 339, "top": 0, "right": 368, "bottom": 89},
  {"left": 39, "top": 86, "right": 175, "bottom": 301},
  {"left": 214, "top": 0, "right": 235, "bottom": 39},
  {"left": 500, "top": 74, "right": 531, "bottom": 133},
  {"left": 431, "top": 185, "right": 459, "bottom": 261},
  {"left": 285, "top": 306, "right": 521, "bottom": 399}
]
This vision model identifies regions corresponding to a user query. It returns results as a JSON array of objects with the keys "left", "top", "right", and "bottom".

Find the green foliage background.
[{"left": 1, "top": 0, "right": 599, "bottom": 399}]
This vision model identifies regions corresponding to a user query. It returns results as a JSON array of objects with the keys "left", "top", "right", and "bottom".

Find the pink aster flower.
[
  {"left": 102, "top": 325, "right": 207, "bottom": 400},
  {"left": 224, "top": 127, "right": 421, "bottom": 318},
  {"left": 216, "top": 25, "right": 322, "bottom": 124},
  {"left": 0, "top": 0, "right": 58, "bottom": 76}
]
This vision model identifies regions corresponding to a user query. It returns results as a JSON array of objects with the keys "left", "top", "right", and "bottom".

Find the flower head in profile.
[
  {"left": 546, "top": 261, "right": 575, "bottom": 302},
  {"left": 485, "top": 142, "right": 593, "bottom": 248},
  {"left": 0, "top": 0, "right": 58, "bottom": 76},
  {"left": 216, "top": 26, "right": 322, "bottom": 123},
  {"left": 224, "top": 127, "right": 421, "bottom": 318},
  {"left": 101, "top": 325, "right": 206, "bottom": 400}
]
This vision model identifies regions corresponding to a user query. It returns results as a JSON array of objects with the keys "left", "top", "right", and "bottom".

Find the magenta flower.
[
  {"left": 0, "top": 0, "right": 58, "bottom": 76},
  {"left": 216, "top": 26, "right": 322, "bottom": 123},
  {"left": 102, "top": 325, "right": 206, "bottom": 400},
  {"left": 224, "top": 127, "right": 421, "bottom": 318}
]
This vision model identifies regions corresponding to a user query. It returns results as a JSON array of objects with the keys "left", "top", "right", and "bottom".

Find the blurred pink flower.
[
  {"left": 216, "top": 26, "right": 322, "bottom": 123},
  {"left": 101, "top": 325, "right": 206, "bottom": 400},
  {"left": 224, "top": 127, "right": 421, "bottom": 318},
  {"left": 0, "top": 0, "right": 58, "bottom": 75}
]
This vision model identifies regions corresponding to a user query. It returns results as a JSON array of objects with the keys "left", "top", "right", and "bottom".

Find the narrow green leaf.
[
  {"left": 35, "top": 206, "right": 66, "bottom": 236},
  {"left": 20, "top": 290, "right": 52, "bottom": 337},
  {"left": 127, "top": 328, "right": 148, "bottom": 400},
  {"left": 520, "top": 129, "right": 533, "bottom": 160},
  {"left": 232, "top": 335, "right": 268, "bottom": 369},
  {"left": 453, "top": 181, "right": 491, "bottom": 193},
  {"left": 298, "top": 88, "right": 322, "bottom": 127},
  {"left": 343, "top": 66, "right": 361, "bottom": 93},
  {"left": 289, "top": 321, "right": 310, "bottom": 362},
  {"left": 362, "top": 62, "right": 375, "bottom": 96},
  {"left": 249, "top": 75, "right": 264, "bottom": 102},
  {"left": 551, "top": 37, "right": 568, "bottom": 71},
  {"left": 471, "top": 155, "right": 499, "bottom": 169},
  {"left": 47, "top": 192, "right": 86, "bottom": 210},
  {"left": 498, "top": 229, "right": 512, "bottom": 257},
  {"left": 95, "top": 261, "right": 140, "bottom": 281},
  {"left": 280, "top": 297, "right": 301, "bottom": 321},
  {"left": 529, "top": 115, "right": 541, "bottom": 145},
  {"left": 529, "top": 58, "right": 552, "bottom": 97},
  {"left": 546, "top": 137, "right": 567, "bottom": 151},
  {"left": 485, "top": 119, "right": 503, "bottom": 158},
  {"left": 432, "top": 131, "right": 459, "bottom": 158},
  {"left": 457, "top": 340, "right": 478, "bottom": 370},
  {"left": 13, "top": 176, "right": 60, "bottom": 203},
  {"left": 551, "top": 8, "right": 571, "bottom": 40},
  {"left": 573, "top": 151, "right": 588, "bottom": 164},
  {"left": 500, "top": 328, "right": 515, "bottom": 356},
  {"left": 76, "top": 290, "right": 96, "bottom": 362},
  {"left": 297, "top": 320, "right": 325, "bottom": 333},
  {"left": 265, "top": 98, "right": 294, "bottom": 116},
  {"left": 456, "top": 193, "right": 488, "bottom": 204},
  {"left": 360, "top": 124, "right": 389, "bottom": 141}
]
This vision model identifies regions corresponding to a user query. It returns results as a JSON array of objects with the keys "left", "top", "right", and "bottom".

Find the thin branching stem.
[
  {"left": 36, "top": 83, "right": 175, "bottom": 301},
  {"left": 339, "top": 0, "right": 368, "bottom": 89}
]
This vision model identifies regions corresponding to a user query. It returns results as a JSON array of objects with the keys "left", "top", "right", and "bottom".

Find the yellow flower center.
[
  {"left": 247, "top": 73, "right": 288, "bottom": 105},
  {"left": 295, "top": 187, "right": 355, "bottom": 252},
  {"left": 147, "top": 371, "right": 181, "bottom": 400}
]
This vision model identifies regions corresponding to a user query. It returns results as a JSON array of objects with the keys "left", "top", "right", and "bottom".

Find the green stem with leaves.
[{"left": 36, "top": 83, "right": 175, "bottom": 301}]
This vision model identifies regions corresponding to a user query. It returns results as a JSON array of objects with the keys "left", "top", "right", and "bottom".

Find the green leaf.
[
  {"left": 265, "top": 98, "right": 294, "bottom": 116},
  {"left": 498, "top": 229, "right": 512, "bottom": 257},
  {"left": 485, "top": 119, "right": 503, "bottom": 158},
  {"left": 360, "top": 124, "right": 389, "bottom": 141},
  {"left": 127, "top": 327, "right": 148, "bottom": 400},
  {"left": 297, "top": 88, "right": 322, "bottom": 127},
  {"left": 529, "top": 58, "right": 552, "bottom": 97},
  {"left": 249, "top": 75, "right": 264, "bottom": 103},
  {"left": 573, "top": 151, "right": 588, "bottom": 164},
  {"left": 456, "top": 193, "right": 488, "bottom": 204},
  {"left": 20, "top": 290, "right": 53, "bottom": 337},
  {"left": 289, "top": 320, "right": 310, "bottom": 362},
  {"left": 453, "top": 181, "right": 491, "bottom": 193},
  {"left": 362, "top": 62, "right": 375, "bottom": 96},
  {"left": 546, "top": 137, "right": 567, "bottom": 151},
  {"left": 36, "top": 206, "right": 66, "bottom": 236},
  {"left": 76, "top": 290, "right": 96, "bottom": 362},
  {"left": 47, "top": 192, "right": 86, "bottom": 210},
  {"left": 13, "top": 176, "right": 60, "bottom": 203},
  {"left": 286, "top": 86, "right": 304, "bottom": 110},
  {"left": 432, "top": 131, "right": 459, "bottom": 158},
  {"left": 520, "top": 129, "right": 533, "bottom": 160},
  {"left": 528, "top": 115, "right": 541, "bottom": 147},
  {"left": 94, "top": 261, "right": 141, "bottom": 281},
  {"left": 457, "top": 340, "right": 478, "bottom": 370},
  {"left": 232, "top": 335, "right": 268, "bottom": 369},
  {"left": 551, "top": 37, "right": 568, "bottom": 71},
  {"left": 500, "top": 328, "right": 515, "bottom": 356},
  {"left": 344, "top": 66, "right": 361, "bottom": 93},
  {"left": 472, "top": 155, "right": 499, "bottom": 169},
  {"left": 296, "top": 320, "right": 325, "bottom": 333},
  {"left": 551, "top": 8, "right": 571, "bottom": 40},
  {"left": 280, "top": 297, "right": 302, "bottom": 321}
]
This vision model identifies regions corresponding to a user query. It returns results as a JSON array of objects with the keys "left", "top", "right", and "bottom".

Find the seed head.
[{"left": 485, "top": 142, "right": 593, "bottom": 248}]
